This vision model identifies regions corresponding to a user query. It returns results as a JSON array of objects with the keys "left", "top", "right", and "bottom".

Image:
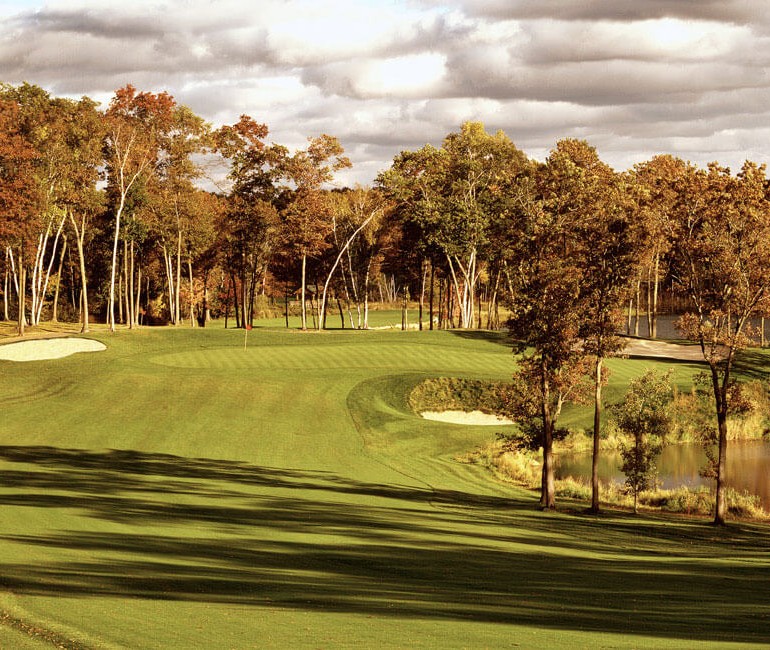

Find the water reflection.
[{"left": 556, "top": 440, "right": 770, "bottom": 508}]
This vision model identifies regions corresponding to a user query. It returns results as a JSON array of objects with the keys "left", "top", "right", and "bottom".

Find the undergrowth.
[{"left": 457, "top": 439, "right": 768, "bottom": 520}]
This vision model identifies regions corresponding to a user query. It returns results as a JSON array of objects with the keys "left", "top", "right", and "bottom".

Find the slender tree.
[
  {"left": 279, "top": 135, "right": 351, "bottom": 330},
  {"left": 103, "top": 85, "right": 175, "bottom": 331},
  {"left": 216, "top": 115, "right": 283, "bottom": 328},
  {"left": 632, "top": 155, "right": 686, "bottom": 337}
]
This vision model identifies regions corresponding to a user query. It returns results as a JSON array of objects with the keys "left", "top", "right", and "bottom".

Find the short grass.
[{"left": 0, "top": 322, "right": 768, "bottom": 649}]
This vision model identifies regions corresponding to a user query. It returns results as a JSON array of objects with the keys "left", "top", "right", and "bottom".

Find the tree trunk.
[
  {"left": 645, "top": 268, "right": 652, "bottom": 338},
  {"left": 175, "top": 229, "right": 182, "bottom": 326},
  {"left": 122, "top": 239, "right": 130, "bottom": 328},
  {"left": 318, "top": 215, "right": 374, "bottom": 330},
  {"left": 224, "top": 275, "right": 231, "bottom": 329},
  {"left": 188, "top": 259, "right": 196, "bottom": 327},
  {"left": 301, "top": 253, "right": 308, "bottom": 331},
  {"left": 419, "top": 258, "right": 426, "bottom": 331},
  {"left": 3, "top": 254, "right": 8, "bottom": 322},
  {"left": 714, "top": 405, "right": 728, "bottom": 525},
  {"left": 589, "top": 355, "right": 603, "bottom": 513},
  {"left": 437, "top": 278, "right": 444, "bottom": 329},
  {"left": 540, "top": 382, "right": 555, "bottom": 509},
  {"left": 284, "top": 282, "right": 289, "bottom": 329},
  {"left": 69, "top": 212, "right": 90, "bottom": 333},
  {"left": 17, "top": 249, "right": 26, "bottom": 336},
  {"left": 363, "top": 256, "right": 372, "bottom": 329},
  {"left": 634, "top": 278, "right": 641, "bottom": 336},
  {"left": 163, "top": 246, "right": 175, "bottom": 325},
  {"left": 128, "top": 240, "right": 135, "bottom": 328},
  {"left": 651, "top": 252, "right": 660, "bottom": 339},
  {"left": 117, "top": 252, "right": 124, "bottom": 325},
  {"left": 428, "top": 260, "right": 435, "bottom": 331},
  {"left": 51, "top": 235, "right": 66, "bottom": 323},
  {"left": 135, "top": 265, "right": 142, "bottom": 325},
  {"left": 337, "top": 295, "right": 345, "bottom": 328},
  {"left": 401, "top": 285, "right": 408, "bottom": 330},
  {"left": 627, "top": 298, "right": 633, "bottom": 335},
  {"left": 108, "top": 194, "right": 127, "bottom": 332},
  {"left": 230, "top": 273, "right": 239, "bottom": 328}
]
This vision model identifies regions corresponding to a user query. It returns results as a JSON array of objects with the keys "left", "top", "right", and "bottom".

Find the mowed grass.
[{"left": 0, "top": 325, "right": 768, "bottom": 649}]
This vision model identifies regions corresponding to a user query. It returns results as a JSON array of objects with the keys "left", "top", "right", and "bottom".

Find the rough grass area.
[
  {"left": 0, "top": 324, "right": 768, "bottom": 648},
  {"left": 408, "top": 375, "right": 514, "bottom": 415}
]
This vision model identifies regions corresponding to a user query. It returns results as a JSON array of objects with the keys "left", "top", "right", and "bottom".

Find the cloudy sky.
[{"left": 1, "top": 0, "right": 768, "bottom": 185}]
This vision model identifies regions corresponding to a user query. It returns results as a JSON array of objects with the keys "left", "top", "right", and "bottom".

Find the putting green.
[{"left": 0, "top": 326, "right": 766, "bottom": 649}]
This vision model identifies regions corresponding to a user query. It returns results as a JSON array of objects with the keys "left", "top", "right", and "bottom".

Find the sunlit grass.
[{"left": 0, "top": 324, "right": 767, "bottom": 648}]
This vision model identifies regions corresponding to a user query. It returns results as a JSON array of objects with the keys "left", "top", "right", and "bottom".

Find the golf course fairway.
[{"left": 0, "top": 326, "right": 768, "bottom": 649}]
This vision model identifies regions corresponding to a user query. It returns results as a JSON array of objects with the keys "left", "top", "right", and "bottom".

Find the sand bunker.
[
  {"left": 621, "top": 338, "right": 706, "bottom": 361},
  {"left": 0, "top": 337, "right": 106, "bottom": 362},
  {"left": 421, "top": 410, "right": 513, "bottom": 426}
]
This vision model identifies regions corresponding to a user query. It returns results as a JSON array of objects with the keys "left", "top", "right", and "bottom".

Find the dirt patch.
[
  {"left": 421, "top": 410, "right": 513, "bottom": 425},
  {"left": 0, "top": 338, "right": 106, "bottom": 361}
]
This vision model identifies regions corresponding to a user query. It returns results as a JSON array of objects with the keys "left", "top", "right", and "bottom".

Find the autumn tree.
[
  {"left": 148, "top": 105, "right": 211, "bottom": 326},
  {"left": 669, "top": 160, "right": 770, "bottom": 525},
  {"left": 58, "top": 97, "right": 104, "bottom": 332},
  {"left": 378, "top": 122, "right": 527, "bottom": 328},
  {"left": 216, "top": 115, "right": 284, "bottom": 328},
  {"left": 279, "top": 134, "right": 351, "bottom": 330},
  {"left": 322, "top": 186, "right": 391, "bottom": 328},
  {"left": 503, "top": 154, "right": 592, "bottom": 509},
  {"left": 549, "top": 139, "right": 642, "bottom": 512},
  {"left": 0, "top": 97, "right": 40, "bottom": 334},
  {"left": 103, "top": 85, "right": 176, "bottom": 331},
  {"left": 0, "top": 84, "right": 103, "bottom": 330},
  {"left": 632, "top": 155, "right": 687, "bottom": 337}
]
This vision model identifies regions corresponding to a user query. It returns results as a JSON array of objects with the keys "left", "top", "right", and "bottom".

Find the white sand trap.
[
  {"left": 621, "top": 338, "right": 707, "bottom": 361},
  {"left": 0, "top": 338, "right": 106, "bottom": 362},
  {"left": 421, "top": 410, "right": 513, "bottom": 425}
]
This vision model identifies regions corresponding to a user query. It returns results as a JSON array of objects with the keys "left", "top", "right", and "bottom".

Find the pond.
[{"left": 556, "top": 440, "right": 770, "bottom": 508}]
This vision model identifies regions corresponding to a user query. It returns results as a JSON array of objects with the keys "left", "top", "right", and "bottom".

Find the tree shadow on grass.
[
  {"left": 445, "top": 329, "right": 516, "bottom": 349},
  {"left": 733, "top": 349, "right": 770, "bottom": 382},
  {"left": 0, "top": 446, "right": 769, "bottom": 645}
]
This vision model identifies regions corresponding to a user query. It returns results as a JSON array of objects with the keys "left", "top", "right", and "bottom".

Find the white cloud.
[{"left": 0, "top": 0, "right": 768, "bottom": 183}]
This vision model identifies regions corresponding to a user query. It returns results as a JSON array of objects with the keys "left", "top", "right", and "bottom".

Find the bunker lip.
[
  {"left": 623, "top": 339, "right": 715, "bottom": 361},
  {"left": 421, "top": 410, "right": 513, "bottom": 425},
  {"left": 0, "top": 337, "right": 106, "bottom": 362}
]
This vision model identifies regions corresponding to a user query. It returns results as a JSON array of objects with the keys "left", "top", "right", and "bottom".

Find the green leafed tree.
[{"left": 613, "top": 369, "right": 674, "bottom": 513}]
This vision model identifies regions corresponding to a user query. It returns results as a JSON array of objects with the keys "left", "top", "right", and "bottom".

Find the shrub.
[{"left": 409, "top": 377, "right": 511, "bottom": 415}]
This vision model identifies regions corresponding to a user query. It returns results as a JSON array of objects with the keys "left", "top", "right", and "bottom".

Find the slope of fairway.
[{"left": 0, "top": 326, "right": 767, "bottom": 649}]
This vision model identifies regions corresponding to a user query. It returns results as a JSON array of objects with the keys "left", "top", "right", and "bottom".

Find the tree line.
[{"left": 2, "top": 83, "right": 770, "bottom": 524}]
